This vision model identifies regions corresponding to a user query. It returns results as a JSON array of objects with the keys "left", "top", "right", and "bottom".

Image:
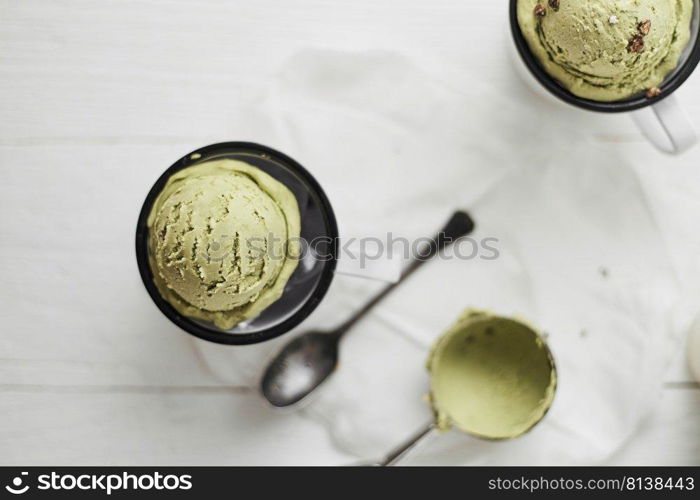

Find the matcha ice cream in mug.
[
  {"left": 137, "top": 142, "right": 403, "bottom": 345},
  {"left": 511, "top": 0, "right": 700, "bottom": 153},
  {"left": 147, "top": 158, "right": 301, "bottom": 330},
  {"left": 517, "top": 0, "right": 694, "bottom": 102}
]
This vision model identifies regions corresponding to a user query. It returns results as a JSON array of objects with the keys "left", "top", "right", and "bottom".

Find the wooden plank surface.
[{"left": 1, "top": 0, "right": 698, "bottom": 465}]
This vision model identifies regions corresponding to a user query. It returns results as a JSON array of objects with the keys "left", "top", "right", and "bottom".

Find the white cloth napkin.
[{"left": 195, "top": 49, "right": 700, "bottom": 465}]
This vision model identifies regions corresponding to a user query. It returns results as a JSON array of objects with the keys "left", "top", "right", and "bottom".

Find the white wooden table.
[{"left": 1, "top": 0, "right": 698, "bottom": 465}]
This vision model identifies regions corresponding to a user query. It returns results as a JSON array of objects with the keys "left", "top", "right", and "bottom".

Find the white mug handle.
[
  {"left": 334, "top": 238, "right": 401, "bottom": 283},
  {"left": 631, "top": 94, "right": 698, "bottom": 154}
]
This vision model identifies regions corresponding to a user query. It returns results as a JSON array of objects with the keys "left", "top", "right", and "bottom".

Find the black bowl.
[
  {"left": 135, "top": 142, "right": 339, "bottom": 345},
  {"left": 509, "top": 0, "right": 700, "bottom": 113}
]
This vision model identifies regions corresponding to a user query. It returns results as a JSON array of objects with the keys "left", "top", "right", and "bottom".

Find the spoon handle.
[
  {"left": 379, "top": 421, "right": 436, "bottom": 466},
  {"left": 334, "top": 210, "right": 475, "bottom": 337},
  {"left": 401, "top": 209, "right": 476, "bottom": 280}
]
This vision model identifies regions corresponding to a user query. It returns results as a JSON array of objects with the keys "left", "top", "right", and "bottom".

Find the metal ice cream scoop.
[{"left": 260, "top": 210, "right": 476, "bottom": 408}]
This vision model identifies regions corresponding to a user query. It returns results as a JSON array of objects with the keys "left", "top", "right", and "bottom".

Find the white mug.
[{"left": 509, "top": 0, "right": 700, "bottom": 154}]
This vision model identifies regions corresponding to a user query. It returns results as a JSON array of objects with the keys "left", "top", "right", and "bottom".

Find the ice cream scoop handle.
[
  {"left": 632, "top": 94, "right": 697, "bottom": 154},
  {"left": 379, "top": 421, "right": 436, "bottom": 466}
]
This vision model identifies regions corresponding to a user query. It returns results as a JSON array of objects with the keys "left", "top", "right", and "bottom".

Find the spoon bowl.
[{"left": 261, "top": 331, "right": 340, "bottom": 407}]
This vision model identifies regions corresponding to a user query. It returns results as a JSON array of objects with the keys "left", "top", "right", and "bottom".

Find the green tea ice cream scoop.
[
  {"left": 517, "top": 0, "right": 694, "bottom": 101},
  {"left": 147, "top": 158, "right": 301, "bottom": 330}
]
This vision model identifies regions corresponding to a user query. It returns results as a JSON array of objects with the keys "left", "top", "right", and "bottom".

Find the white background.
[{"left": 0, "top": 0, "right": 699, "bottom": 465}]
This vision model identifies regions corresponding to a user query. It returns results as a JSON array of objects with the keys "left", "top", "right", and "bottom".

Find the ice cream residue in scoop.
[{"left": 427, "top": 310, "right": 557, "bottom": 439}]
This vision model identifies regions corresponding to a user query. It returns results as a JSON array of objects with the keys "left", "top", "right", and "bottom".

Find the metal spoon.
[{"left": 260, "top": 210, "right": 476, "bottom": 407}]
